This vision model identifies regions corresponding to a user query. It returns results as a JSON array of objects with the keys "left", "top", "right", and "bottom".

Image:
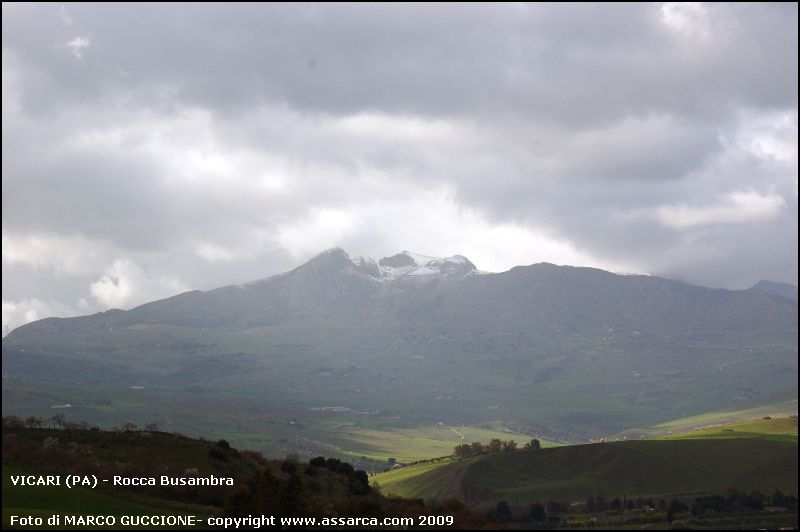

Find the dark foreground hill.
[
  {"left": 375, "top": 418, "right": 799, "bottom": 511},
  {"left": 3, "top": 249, "right": 797, "bottom": 442},
  {"left": 1, "top": 418, "right": 491, "bottom": 529},
  {"left": 3, "top": 417, "right": 796, "bottom": 530}
]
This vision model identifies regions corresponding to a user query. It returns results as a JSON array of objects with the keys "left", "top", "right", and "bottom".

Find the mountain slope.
[
  {"left": 750, "top": 280, "right": 798, "bottom": 302},
  {"left": 2, "top": 249, "right": 797, "bottom": 443}
]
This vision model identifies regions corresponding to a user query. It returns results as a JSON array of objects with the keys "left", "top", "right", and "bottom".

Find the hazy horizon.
[{"left": 5, "top": 244, "right": 798, "bottom": 338}]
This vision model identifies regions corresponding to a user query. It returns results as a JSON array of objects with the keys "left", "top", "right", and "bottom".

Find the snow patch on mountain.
[
  {"left": 371, "top": 251, "right": 476, "bottom": 281},
  {"left": 242, "top": 248, "right": 477, "bottom": 287},
  {"left": 313, "top": 248, "right": 477, "bottom": 281}
]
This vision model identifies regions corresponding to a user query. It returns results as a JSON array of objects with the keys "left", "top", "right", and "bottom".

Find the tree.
[
  {"left": 454, "top": 443, "right": 472, "bottom": 458},
  {"left": 280, "top": 473, "right": 306, "bottom": 516},
  {"left": 594, "top": 495, "right": 607, "bottom": 511},
  {"left": 525, "top": 438, "right": 541, "bottom": 450},
  {"left": 666, "top": 499, "right": 686, "bottom": 523},
  {"left": 3, "top": 416, "right": 24, "bottom": 429},
  {"left": 502, "top": 440, "right": 517, "bottom": 452},
  {"left": 586, "top": 495, "right": 596, "bottom": 512},
  {"left": 25, "top": 416, "right": 43, "bottom": 428},
  {"left": 546, "top": 500, "right": 564, "bottom": 515},
  {"left": 224, "top": 469, "right": 283, "bottom": 517},
  {"left": 51, "top": 413, "right": 66, "bottom": 429},
  {"left": 488, "top": 439, "right": 503, "bottom": 453},
  {"left": 529, "top": 502, "right": 546, "bottom": 521},
  {"left": 470, "top": 441, "right": 483, "bottom": 455},
  {"left": 51, "top": 412, "right": 67, "bottom": 428},
  {"left": 492, "top": 500, "right": 513, "bottom": 523},
  {"left": 350, "top": 470, "right": 371, "bottom": 495}
]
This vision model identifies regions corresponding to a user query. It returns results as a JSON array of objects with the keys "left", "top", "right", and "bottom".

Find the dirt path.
[{"left": 449, "top": 426, "right": 465, "bottom": 441}]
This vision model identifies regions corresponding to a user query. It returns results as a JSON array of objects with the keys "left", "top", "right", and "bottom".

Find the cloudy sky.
[{"left": 2, "top": 3, "right": 797, "bottom": 334}]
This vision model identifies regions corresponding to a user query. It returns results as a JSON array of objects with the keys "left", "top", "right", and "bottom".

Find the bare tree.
[
  {"left": 25, "top": 416, "right": 43, "bottom": 428},
  {"left": 51, "top": 413, "right": 66, "bottom": 429}
]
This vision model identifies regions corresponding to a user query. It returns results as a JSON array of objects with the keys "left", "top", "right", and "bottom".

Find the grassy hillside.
[
  {"left": 3, "top": 464, "right": 206, "bottom": 530},
  {"left": 2, "top": 422, "right": 493, "bottom": 529},
  {"left": 662, "top": 416, "right": 798, "bottom": 442},
  {"left": 640, "top": 399, "right": 798, "bottom": 434},
  {"left": 1, "top": 426, "right": 258, "bottom": 529},
  {"left": 375, "top": 419, "right": 798, "bottom": 508}
]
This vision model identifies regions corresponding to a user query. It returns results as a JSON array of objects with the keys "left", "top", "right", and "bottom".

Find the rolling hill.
[{"left": 374, "top": 418, "right": 799, "bottom": 508}]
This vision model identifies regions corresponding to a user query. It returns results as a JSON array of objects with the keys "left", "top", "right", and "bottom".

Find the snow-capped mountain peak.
[
  {"left": 304, "top": 248, "right": 477, "bottom": 281},
  {"left": 375, "top": 251, "right": 475, "bottom": 280}
]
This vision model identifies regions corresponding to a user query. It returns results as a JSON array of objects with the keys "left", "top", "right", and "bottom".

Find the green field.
[
  {"left": 316, "top": 421, "right": 556, "bottom": 463},
  {"left": 2, "top": 379, "right": 557, "bottom": 469},
  {"left": 641, "top": 399, "right": 798, "bottom": 432},
  {"left": 374, "top": 418, "right": 799, "bottom": 508},
  {"left": 661, "top": 416, "right": 798, "bottom": 442}
]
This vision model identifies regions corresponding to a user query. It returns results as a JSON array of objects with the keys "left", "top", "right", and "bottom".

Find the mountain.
[
  {"left": 750, "top": 280, "right": 798, "bottom": 301},
  {"left": 2, "top": 249, "right": 797, "bottom": 445}
]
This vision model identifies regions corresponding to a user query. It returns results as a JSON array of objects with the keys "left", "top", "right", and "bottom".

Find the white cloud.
[
  {"left": 275, "top": 186, "right": 634, "bottom": 274},
  {"left": 277, "top": 209, "right": 359, "bottom": 259},
  {"left": 2, "top": 298, "right": 83, "bottom": 336},
  {"left": 58, "top": 5, "right": 73, "bottom": 26},
  {"left": 89, "top": 259, "right": 189, "bottom": 308},
  {"left": 733, "top": 109, "right": 799, "bottom": 197},
  {"left": 64, "top": 35, "right": 91, "bottom": 59},
  {"left": 333, "top": 112, "right": 461, "bottom": 143},
  {"left": 660, "top": 2, "right": 709, "bottom": 37},
  {"left": 655, "top": 190, "right": 786, "bottom": 229},
  {"left": 2, "top": 231, "right": 113, "bottom": 276},
  {"left": 194, "top": 241, "right": 239, "bottom": 263},
  {"left": 741, "top": 111, "right": 799, "bottom": 166}
]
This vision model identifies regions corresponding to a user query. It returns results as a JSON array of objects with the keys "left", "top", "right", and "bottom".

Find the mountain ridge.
[
  {"left": 8, "top": 249, "right": 794, "bottom": 336},
  {"left": 2, "top": 248, "right": 797, "bottom": 443},
  {"left": 6, "top": 250, "right": 795, "bottom": 339},
  {"left": 750, "top": 279, "right": 798, "bottom": 301}
]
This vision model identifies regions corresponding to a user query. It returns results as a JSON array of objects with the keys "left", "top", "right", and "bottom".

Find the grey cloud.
[
  {"left": 2, "top": 3, "right": 797, "bottom": 334},
  {"left": 4, "top": 4, "right": 796, "bottom": 120}
]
